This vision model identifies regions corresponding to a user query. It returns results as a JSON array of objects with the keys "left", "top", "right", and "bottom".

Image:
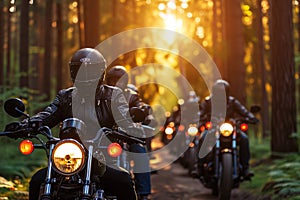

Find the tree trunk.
[
  {"left": 270, "top": 0, "right": 298, "bottom": 153},
  {"left": 83, "top": 0, "right": 100, "bottom": 47},
  {"left": 253, "top": 0, "right": 270, "bottom": 138},
  {"left": 56, "top": 1, "right": 63, "bottom": 92},
  {"left": 0, "top": 0, "right": 4, "bottom": 86},
  {"left": 44, "top": 0, "right": 53, "bottom": 99},
  {"left": 19, "top": 0, "right": 29, "bottom": 88},
  {"left": 6, "top": 5, "right": 12, "bottom": 86},
  {"left": 222, "top": 0, "right": 246, "bottom": 104}
]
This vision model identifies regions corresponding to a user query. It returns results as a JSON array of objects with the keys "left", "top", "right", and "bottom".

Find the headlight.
[
  {"left": 165, "top": 127, "right": 174, "bottom": 135},
  {"left": 219, "top": 123, "right": 234, "bottom": 137},
  {"left": 187, "top": 126, "right": 198, "bottom": 137},
  {"left": 52, "top": 139, "right": 85, "bottom": 175}
]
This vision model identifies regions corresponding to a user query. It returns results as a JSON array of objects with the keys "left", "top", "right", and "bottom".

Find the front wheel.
[{"left": 219, "top": 153, "right": 233, "bottom": 200}]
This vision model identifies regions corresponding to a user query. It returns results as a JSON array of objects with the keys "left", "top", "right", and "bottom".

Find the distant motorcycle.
[
  {"left": 180, "top": 123, "right": 200, "bottom": 174},
  {"left": 197, "top": 106, "right": 260, "bottom": 200},
  {"left": 1, "top": 98, "right": 145, "bottom": 200}
]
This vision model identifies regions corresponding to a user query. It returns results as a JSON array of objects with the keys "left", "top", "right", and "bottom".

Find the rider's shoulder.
[
  {"left": 57, "top": 87, "right": 76, "bottom": 96},
  {"left": 204, "top": 96, "right": 211, "bottom": 101}
]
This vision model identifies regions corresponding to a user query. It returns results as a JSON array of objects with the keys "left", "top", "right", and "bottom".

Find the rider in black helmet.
[
  {"left": 191, "top": 79, "right": 258, "bottom": 179},
  {"left": 18, "top": 48, "right": 140, "bottom": 200},
  {"left": 106, "top": 65, "right": 152, "bottom": 200}
]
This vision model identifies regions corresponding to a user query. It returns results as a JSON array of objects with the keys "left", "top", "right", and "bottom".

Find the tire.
[{"left": 219, "top": 153, "right": 233, "bottom": 200}]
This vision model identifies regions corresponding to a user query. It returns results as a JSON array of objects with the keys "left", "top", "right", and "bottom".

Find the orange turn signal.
[
  {"left": 19, "top": 140, "right": 34, "bottom": 155},
  {"left": 107, "top": 143, "right": 122, "bottom": 157}
]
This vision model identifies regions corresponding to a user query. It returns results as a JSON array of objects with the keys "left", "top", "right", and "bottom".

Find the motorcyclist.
[
  {"left": 105, "top": 65, "right": 152, "bottom": 200},
  {"left": 5, "top": 48, "right": 141, "bottom": 200},
  {"left": 192, "top": 79, "right": 258, "bottom": 179}
]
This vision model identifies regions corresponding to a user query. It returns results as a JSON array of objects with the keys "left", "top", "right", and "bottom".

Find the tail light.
[
  {"left": 240, "top": 123, "right": 248, "bottom": 132},
  {"left": 205, "top": 122, "right": 212, "bottom": 129},
  {"left": 19, "top": 140, "right": 34, "bottom": 155},
  {"left": 107, "top": 143, "right": 122, "bottom": 157}
]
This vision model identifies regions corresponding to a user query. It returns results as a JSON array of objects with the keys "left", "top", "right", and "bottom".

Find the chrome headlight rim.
[
  {"left": 52, "top": 139, "right": 86, "bottom": 176},
  {"left": 219, "top": 123, "right": 234, "bottom": 137}
]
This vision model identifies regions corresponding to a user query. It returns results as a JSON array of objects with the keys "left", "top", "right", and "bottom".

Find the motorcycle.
[
  {"left": 1, "top": 98, "right": 145, "bottom": 200},
  {"left": 180, "top": 123, "right": 201, "bottom": 174},
  {"left": 197, "top": 106, "right": 260, "bottom": 200}
]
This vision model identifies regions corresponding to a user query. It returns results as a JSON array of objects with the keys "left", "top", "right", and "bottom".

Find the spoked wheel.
[{"left": 219, "top": 153, "right": 233, "bottom": 200}]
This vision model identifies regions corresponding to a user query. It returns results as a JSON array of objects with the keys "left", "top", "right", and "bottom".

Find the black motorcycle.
[
  {"left": 197, "top": 106, "right": 260, "bottom": 200},
  {"left": 1, "top": 98, "right": 145, "bottom": 200}
]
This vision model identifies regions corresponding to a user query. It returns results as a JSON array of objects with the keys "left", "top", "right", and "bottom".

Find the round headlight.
[
  {"left": 219, "top": 123, "right": 234, "bottom": 137},
  {"left": 165, "top": 127, "right": 174, "bottom": 135},
  {"left": 187, "top": 126, "right": 198, "bottom": 137},
  {"left": 52, "top": 139, "right": 85, "bottom": 175}
]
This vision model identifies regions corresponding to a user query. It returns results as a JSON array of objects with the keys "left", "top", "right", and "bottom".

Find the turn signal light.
[
  {"left": 19, "top": 140, "right": 34, "bottom": 155},
  {"left": 205, "top": 122, "right": 212, "bottom": 129},
  {"left": 240, "top": 123, "right": 248, "bottom": 132},
  {"left": 107, "top": 143, "right": 122, "bottom": 157}
]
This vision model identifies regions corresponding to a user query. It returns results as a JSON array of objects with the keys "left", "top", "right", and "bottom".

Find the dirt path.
[
  {"left": 149, "top": 137, "right": 258, "bottom": 200},
  {"left": 150, "top": 162, "right": 257, "bottom": 200}
]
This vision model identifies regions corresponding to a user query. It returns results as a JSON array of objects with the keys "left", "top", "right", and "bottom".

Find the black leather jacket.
[
  {"left": 31, "top": 84, "right": 134, "bottom": 130},
  {"left": 199, "top": 96, "right": 258, "bottom": 125}
]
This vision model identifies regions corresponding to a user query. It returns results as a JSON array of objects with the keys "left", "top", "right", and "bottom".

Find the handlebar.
[
  {"left": 0, "top": 129, "right": 32, "bottom": 139},
  {"left": 111, "top": 130, "right": 146, "bottom": 145}
]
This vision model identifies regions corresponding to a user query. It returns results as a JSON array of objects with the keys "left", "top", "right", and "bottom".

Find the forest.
[{"left": 0, "top": 0, "right": 299, "bottom": 199}]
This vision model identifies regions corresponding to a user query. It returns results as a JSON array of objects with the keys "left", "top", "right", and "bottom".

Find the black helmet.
[
  {"left": 69, "top": 48, "right": 106, "bottom": 83},
  {"left": 106, "top": 65, "right": 129, "bottom": 90},
  {"left": 212, "top": 79, "right": 230, "bottom": 97}
]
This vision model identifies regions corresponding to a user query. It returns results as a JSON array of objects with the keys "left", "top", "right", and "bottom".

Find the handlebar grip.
[
  {"left": 0, "top": 129, "right": 28, "bottom": 139},
  {"left": 112, "top": 131, "right": 146, "bottom": 145}
]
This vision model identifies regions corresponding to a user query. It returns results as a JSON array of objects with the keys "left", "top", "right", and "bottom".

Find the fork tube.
[
  {"left": 232, "top": 132, "right": 238, "bottom": 177},
  {"left": 44, "top": 143, "right": 55, "bottom": 195},
  {"left": 214, "top": 131, "right": 220, "bottom": 178},
  {"left": 83, "top": 145, "right": 93, "bottom": 195}
]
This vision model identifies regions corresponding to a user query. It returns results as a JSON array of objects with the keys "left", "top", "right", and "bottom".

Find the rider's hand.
[
  {"left": 4, "top": 121, "right": 27, "bottom": 131},
  {"left": 248, "top": 117, "right": 259, "bottom": 124},
  {"left": 126, "top": 124, "right": 145, "bottom": 139}
]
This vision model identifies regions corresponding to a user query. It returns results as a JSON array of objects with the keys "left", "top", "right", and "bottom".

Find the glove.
[
  {"left": 4, "top": 122, "right": 23, "bottom": 132},
  {"left": 126, "top": 124, "right": 145, "bottom": 139},
  {"left": 248, "top": 117, "right": 259, "bottom": 124}
]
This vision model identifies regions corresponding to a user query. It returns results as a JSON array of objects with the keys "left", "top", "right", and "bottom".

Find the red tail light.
[
  {"left": 107, "top": 143, "right": 122, "bottom": 157},
  {"left": 240, "top": 123, "right": 248, "bottom": 132},
  {"left": 19, "top": 140, "right": 34, "bottom": 155},
  {"left": 205, "top": 122, "right": 212, "bottom": 129}
]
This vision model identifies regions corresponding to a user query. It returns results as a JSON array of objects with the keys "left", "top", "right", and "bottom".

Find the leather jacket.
[
  {"left": 199, "top": 96, "right": 258, "bottom": 125},
  {"left": 31, "top": 84, "right": 134, "bottom": 130}
]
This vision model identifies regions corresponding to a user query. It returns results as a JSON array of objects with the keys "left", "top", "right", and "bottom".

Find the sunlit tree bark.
[
  {"left": 223, "top": 0, "right": 246, "bottom": 104},
  {"left": 253, "top": 0, "right": 270, "bottom": 138},
  {"left": 83, "top": 0, "right": 100, "bottom": 47},
  {"left": 270, "top": 0, "right": 298, "bottom": 153}
]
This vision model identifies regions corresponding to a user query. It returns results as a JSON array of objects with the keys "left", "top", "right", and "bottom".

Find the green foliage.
[
  {"left": 261, "top": 154, "right": 300, "bottom": 199},
  {"left": 241, "top": 138, "right": 300, "bottom": 200},
  {"left": 0, "top": 86, "right": 50, "bottom": 129}
]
